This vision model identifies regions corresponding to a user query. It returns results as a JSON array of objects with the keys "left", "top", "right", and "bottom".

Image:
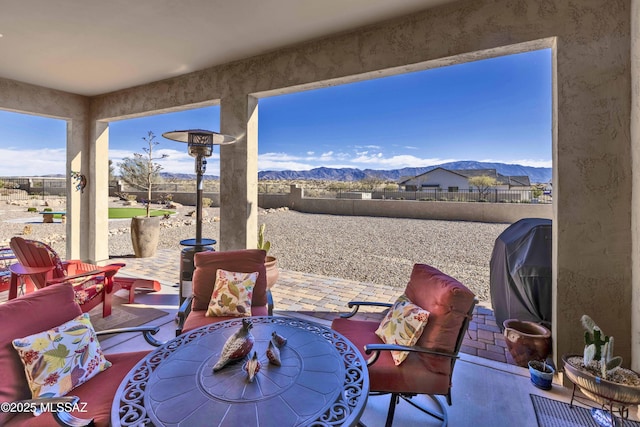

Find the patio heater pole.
[
  {"left": 195, "top": 154, "right": 205, "bottom": 243},
  {"left": 162, "top": 130, "right": 236, "bottom": 305}
]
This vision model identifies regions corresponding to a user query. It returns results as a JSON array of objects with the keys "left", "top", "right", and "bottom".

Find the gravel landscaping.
[{"left": 0, "top": 198, "right": 510, "bottom": 302}]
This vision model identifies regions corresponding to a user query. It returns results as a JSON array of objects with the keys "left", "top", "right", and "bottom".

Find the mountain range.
[{"left": 256, "top": 161, "right": 552, "bottom": 184}]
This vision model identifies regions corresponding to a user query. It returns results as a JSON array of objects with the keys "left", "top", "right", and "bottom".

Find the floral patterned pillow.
[
  {"left": 206, "top": 269, "right": 258, "bottom": 317},
  {"left": 12, "top": 313, "right": 111, "bottom": 398},
  {"left": 375, "top": 294, "right": 430, "bottom": 366}
]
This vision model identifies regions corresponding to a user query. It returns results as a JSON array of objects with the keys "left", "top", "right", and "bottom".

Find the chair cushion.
[
  {"left": 405, "top": 264, "right": 475, "bottom": 373},
  {"left": 206, "top": 269, "right": 257, "bottom": 317},
  {"left": 183, "top": 307, "right": 269, "bottom": 335},
  {"left": 192, "top": 250, "right": 267, "bottom": 311},
  {"left": 6, "top": 351, "right": 149, "bottom": 427},
  {"left": 0, "top": 283, "right": 82, "bottom": 426},
  {"left": 12, "top": 313, "right": 111, "bottom": 399},
  {"left": 332, "top": 317, "right": 451, "bottom": 395},
  {"left": 375, "top": 294, "right": 430, "bottom": 365}
]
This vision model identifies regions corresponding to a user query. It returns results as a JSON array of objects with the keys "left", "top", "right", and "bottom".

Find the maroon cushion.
[
  {"left": 7, "top": 351, "right": 149, "bottom": 427},
  {"left": 405, "top": 264, "right": 475, "bottom": 373},
  {"left": 191, "top": 250, "right": 267, "bottom": 311},
  {"left": 0, "top": 283, "right": 82, "bottom": 426},
  {"left": 182, "top": 308, "right": 269, "bottom": 334},
  {"left": 332, "top": 318, "right": 451, "bottom": 395},
  {"left": 405, "top": 264, "right": 475, "bottom": 351}
]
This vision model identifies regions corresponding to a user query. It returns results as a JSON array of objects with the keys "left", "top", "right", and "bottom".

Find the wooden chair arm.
[
  {"left": 96, "top": 325, "right": 164, "bottom": 347},
  {"left": 8, "top": 264, "right": 54, "bottom": 276},
  {"left": 47, "top": 270, "right": 105, "bottom": 284},
  {"left": 340, "top": 301, "right": 393, "bottom": 318},
  {"left": 363, "top": 343, "right": 458, "bottom": 366},
  {"left": 175, "top": 296, "right": 194, "bottom": 336}
]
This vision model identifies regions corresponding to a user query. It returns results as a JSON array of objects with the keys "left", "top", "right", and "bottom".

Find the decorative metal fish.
[{"left": 213, "top": 318, "right": 255, "bottom": 372}]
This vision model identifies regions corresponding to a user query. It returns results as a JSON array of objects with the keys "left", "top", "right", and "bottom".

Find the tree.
[
  {"left": 357, "top": 177, "right": 385, "bottom": 192},
  {"left": 468, "top": 175, "right": 497, "bottom": 200},
  {"left": 108, "top": 159, "right": 116, "bottom": 183},
  {"left": 118, "top": 131, "right": 168, "bottom": 217}
]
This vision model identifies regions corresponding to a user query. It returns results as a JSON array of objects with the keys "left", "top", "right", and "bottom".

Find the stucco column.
[
  {"left": 88, "top": 122, "right": 110, "bottom": 263},
  {"left": 66, "top": 117, "right": 89, "bottom": 260},
  {"left": 631, "top": 0, "right": 640, "bottom": 372},
  {"left": 219, "top": 94, "right": 259, "bottom": 251}
]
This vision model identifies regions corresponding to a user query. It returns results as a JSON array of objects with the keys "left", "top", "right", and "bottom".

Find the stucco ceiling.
[{"left": 0, "top": 0, "right": 454, "bottom": 96}]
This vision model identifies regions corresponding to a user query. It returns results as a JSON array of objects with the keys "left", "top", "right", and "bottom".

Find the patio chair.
[
  {"left": 175, "top": 249, "right": 273, "bottom": 336},
  {"left": 9, "top": 237, "right": 161, "bottom": 316},
  {"left": 331, "top": 264, "right": 477, "bottom": 427},
  {"left": 0, "top": 282, "right": 163, "bottom": 427}
]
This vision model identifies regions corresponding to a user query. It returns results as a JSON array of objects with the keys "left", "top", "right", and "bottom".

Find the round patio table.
[{"left": 111, "top": 316, "right": 369, "bottom": 426}]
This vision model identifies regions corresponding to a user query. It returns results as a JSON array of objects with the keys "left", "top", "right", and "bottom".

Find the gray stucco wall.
[{"left": 0, "top": 0, "right": 635, "bottom": 369}]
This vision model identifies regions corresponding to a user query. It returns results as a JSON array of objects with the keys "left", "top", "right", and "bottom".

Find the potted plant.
[
  {"left": 528, "top": 359, "right": 555, "bottom": 390},
  {"left": 562, "top": 315, "right": 640, "bottom": 425},
  {"left": 118, "top": 131, "right": 168, "bottom": 258},
  {"left": 258, "top": 223, "right": 278, "bottom": 289}
]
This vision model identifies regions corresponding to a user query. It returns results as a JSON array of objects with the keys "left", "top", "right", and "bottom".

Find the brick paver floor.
[{"left": 107, "top": 248, "right": 517, "bottom": 366}]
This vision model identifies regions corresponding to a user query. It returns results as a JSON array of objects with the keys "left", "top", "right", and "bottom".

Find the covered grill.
[{"left": 490, "top": 218, "right": 552, "bottom": 331}]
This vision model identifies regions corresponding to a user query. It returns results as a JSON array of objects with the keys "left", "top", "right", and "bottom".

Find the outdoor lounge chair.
[
  {"left": 331, "top": 264, "right": 477, "bottom": 427},
  {"left": 175, "top": 249, "right": 273, "bottom": 336},
  {"left": 9, "top": 237, "right": 161, "bottom": 317},
  {"left": 0, "top": 282, "right": 162, "bottom": 427}
]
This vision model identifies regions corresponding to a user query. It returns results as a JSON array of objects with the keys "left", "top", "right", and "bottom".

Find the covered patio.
[{"left": 1, "top": 0, "right": 639, "bottom": 425}]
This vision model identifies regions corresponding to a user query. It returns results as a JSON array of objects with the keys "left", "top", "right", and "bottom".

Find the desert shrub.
[
  {"left": 27, "top": 207, "right": 37, "bottom": 212},
  {"left": 43, "top": 207, "right": 52, "bottom": 212},
  {"left": 202, "top": 197, "right": 213, "bottom": 207}
]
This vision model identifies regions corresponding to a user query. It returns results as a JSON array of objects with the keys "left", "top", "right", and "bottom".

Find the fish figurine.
[
  {"left": 266, "top": 339, "right": 281, "bottom": 366},
  {"left": 244, "top": 351, "right": 261, "bottom": 382},
  {"left": 213, "top": 318, "right": 255, "bottom": 372},
  {"left": 271, "top": 331, "right": 287, "bottom": 347}
]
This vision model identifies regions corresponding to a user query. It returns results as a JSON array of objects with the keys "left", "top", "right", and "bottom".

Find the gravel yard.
[{"left": 0, "top": 199, "right": 509, "bottom": 302}]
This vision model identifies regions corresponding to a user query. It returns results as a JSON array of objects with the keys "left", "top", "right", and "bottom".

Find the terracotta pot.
[
  {"left": 130, "top": 216, "right": 160, "bottom": 258},
  {"left": 265, "top": 256, "right": 279, "bottom": 290},
  {"left": 503, "top": 319, "right": 551, "bottom": 368}
]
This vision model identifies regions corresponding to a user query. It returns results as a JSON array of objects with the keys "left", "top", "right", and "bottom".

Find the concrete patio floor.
[
  {"left": 93, "top": 248, "right": 635, "bottom": 427},
  {"left": 3, "top": 248, "right": 637, "bottom": 426}
]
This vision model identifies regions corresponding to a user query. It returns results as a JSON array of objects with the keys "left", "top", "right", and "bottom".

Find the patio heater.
[{"left": 162, "top": 129, "right": 236, "bottom": 305}]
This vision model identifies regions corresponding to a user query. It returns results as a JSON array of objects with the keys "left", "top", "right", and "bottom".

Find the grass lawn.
[{"left": 108, "top": 207, "right": 176, "bottom": 219}]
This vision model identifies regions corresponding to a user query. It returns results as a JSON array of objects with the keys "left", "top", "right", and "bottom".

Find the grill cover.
[{"left": 490, "top": 218, "right": 552, "bottom": 331}]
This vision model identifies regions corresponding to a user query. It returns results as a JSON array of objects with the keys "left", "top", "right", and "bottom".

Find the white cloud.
[
  {"left": 0, "top": 148, "right": 66, "bottom": 175},
  {"left": 350, "top": 153, "right": 458, "bottom": 169},
  {"left": 480, "top": 158, "right": 553, "bottom": 168}
]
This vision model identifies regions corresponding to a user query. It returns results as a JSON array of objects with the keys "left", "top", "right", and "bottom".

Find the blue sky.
[{"left": 0, "top": 49, "right": 551, "bottom": 176}]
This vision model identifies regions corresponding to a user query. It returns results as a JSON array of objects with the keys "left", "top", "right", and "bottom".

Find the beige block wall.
[{"left": 0, "top": 0, "right": 636, "bottom": 367}]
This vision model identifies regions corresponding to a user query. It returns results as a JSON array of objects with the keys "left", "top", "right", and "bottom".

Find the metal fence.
[
  {"left": 279, "top": 185, "right": 551, "bottom": 204},
  {"left": 0, "top": 177, "right": 67, "bottom": 200}
]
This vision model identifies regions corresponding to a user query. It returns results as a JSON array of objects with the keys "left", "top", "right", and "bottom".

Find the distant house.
[{"left": 399, "top": 168, "right": 531, "bottom": 192}]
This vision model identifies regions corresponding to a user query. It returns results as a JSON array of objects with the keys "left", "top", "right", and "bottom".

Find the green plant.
[
  {"left": 257, "top": 223, "right": 271, "bottom": 253},
  {"left": 27, "top": 207, "right": 37, "bottom": 212},
  {"left": 43, "top": 207, "right": 52, "bottom": 212},
  {"left": 532, "top": 187, "right": 543, "bottom": 198},
  {"left": 118, "top": 131, "right": 168, "bottom": 217},
  {"left": 581, "top": 315, "right": 623, "bottom": 378}
]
